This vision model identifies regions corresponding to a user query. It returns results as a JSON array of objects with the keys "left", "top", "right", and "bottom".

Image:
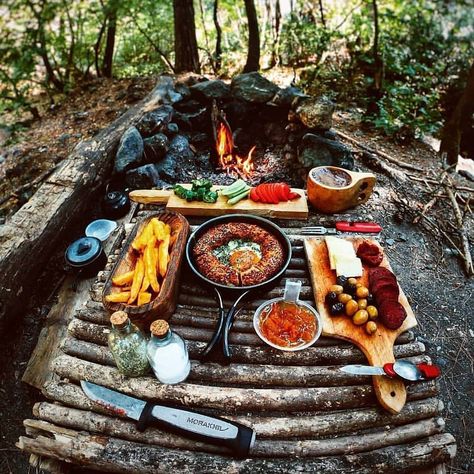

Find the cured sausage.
[
  {"left": 193, "top": 222, "right": 285, "bottom": 287},
  {"left": 356, "top": 241, "right": 383, "bottom": 267}
]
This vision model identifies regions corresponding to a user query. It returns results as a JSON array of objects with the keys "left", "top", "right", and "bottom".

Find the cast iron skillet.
[{"left": 186, "top": 214, "right": 292, "bottom": 362}]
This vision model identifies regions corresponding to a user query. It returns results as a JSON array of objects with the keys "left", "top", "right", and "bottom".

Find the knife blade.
[
  {"left": 81, "top": 381, "right": 255, "bottom": 456},
  {"left": 339, "top": 364, "right": 387, "bottom": 376}
]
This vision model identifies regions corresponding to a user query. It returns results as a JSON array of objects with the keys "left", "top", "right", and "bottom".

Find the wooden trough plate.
[
  {"left": 304, "top": 237, "right": 417, "bottom": 414},
  {"left": 129, "top": 185, "right": 309, "bottom": 220},
  {"left": 102, "top": 211, "right": 189, "bottom": 325}
]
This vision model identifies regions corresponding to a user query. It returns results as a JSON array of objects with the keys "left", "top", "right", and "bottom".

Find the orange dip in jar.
[{"left": 259, "top": 301, "right": 317, "bottom": 349}]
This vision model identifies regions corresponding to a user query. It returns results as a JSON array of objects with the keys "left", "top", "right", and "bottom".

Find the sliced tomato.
[
  {"left": 288, "top": 191, "right": 301, "bottom": 200},
  {"left": 281, "top": 183, "right": 291, "bottom": 200},
  {"left": 249, "top": 187, "right": 259, "bottom": 202},
  {"left": 256, "top": 184, "right": 269, "bottom": 203},
  {"left": 268, "top": 184, "right": 280, "bottom": 204}
]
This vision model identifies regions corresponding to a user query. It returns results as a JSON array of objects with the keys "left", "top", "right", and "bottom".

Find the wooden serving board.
[
  {"left": 129, "top": 186, "right": 309, "bottom": 219},
  {"left": 304, "top": 237, "right": 417, "bottom": 414}
]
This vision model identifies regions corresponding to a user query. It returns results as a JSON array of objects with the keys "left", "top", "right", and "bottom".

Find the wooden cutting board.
[
  {"left": 304, "top": 237, "right": 417, "bottom": 414},
  {"left": 129, "top": 186, "right": 309, "bottom": 219}
]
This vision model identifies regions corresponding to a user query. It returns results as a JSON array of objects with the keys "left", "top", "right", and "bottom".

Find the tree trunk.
[
  {"left": 243, "top": 0, "right": 260, "bottom": 72},
  {"left": 213, "top": 0, "right": 222, "bottom": 71},
  {"left": 366, "top": 0, "right": 383, "bottom": 116},
  {"left": 269, "top": 0, "right": 281, "bottom": 68},
  {"left": 318, "top": 0, "right": 326, "bottom": 28},
  {"left": 94, "top": 19, "right": 106, "bottom": 77},
  {"left": 102, "top": 1, "right": 117, "bottom": 78},
  {"left": 173, "top": 0, "right": 200, "bottom": 73},
  {"left": 439, "top": 60, "right": 474, "bottom": 165}
]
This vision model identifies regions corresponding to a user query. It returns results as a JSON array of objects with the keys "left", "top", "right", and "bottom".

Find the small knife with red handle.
[{"left": 340, "top": 360, "right": 441, "bottom": 381}]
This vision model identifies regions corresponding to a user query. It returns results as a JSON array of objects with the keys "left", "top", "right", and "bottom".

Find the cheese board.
[
  {"left": 304, "top": 237, "right": 417, "bottom": 414},
  {"left": 129, "top": 185, "right": 309, "bottom": 220}
]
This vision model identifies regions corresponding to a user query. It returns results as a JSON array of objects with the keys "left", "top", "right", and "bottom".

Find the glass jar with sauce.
[{"left": 253, "top": 280, "right": 322, "bottom": 351}]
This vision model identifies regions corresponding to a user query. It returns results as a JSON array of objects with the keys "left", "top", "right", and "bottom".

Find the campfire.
[{"left": 212, "top": 103, "right": 255, "bottom": 179}]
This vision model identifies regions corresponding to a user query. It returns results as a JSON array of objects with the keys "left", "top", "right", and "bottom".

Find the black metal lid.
[{"left": 65, "top": 237, "right": 102, "bottom": 267}]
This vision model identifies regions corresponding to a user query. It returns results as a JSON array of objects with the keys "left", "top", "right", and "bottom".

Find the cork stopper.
[
  {"left": 110, "top": 311, "right": 129, "bottom": 328},
  {"left": 150, "top": 320, "right": 169, "bottom": 338}
]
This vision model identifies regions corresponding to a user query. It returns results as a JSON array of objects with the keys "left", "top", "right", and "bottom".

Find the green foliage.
[{"left": 0, "top": 0, "right": 473, "bottom": 141}]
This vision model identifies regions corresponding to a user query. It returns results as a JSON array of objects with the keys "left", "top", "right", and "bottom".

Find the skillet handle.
[
  {"left": 222, "top": 291, "right": 251, "bottom": 361},
  {"left": 201, "top": 288, "right": 225, "bottom": 360}
]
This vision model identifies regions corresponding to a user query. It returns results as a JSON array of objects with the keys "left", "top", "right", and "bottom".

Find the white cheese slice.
[
  {"left": 335, "top": 255, "right": 363, "bottom": 277},
  {"left": 325, "top": 236, "right": 356, "bottom": 270}
]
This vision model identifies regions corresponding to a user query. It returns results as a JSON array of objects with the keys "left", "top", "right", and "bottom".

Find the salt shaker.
[{"left": 147, "top": 320, "right": 190, "bottom": 384}]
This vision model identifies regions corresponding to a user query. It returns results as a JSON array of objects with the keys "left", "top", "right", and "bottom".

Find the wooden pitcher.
[{"left": 307, "top": 166, "right": 376, "bottom": 214}]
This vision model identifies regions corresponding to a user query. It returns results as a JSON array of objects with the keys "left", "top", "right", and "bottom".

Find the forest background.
[{"left": 0, "top": 0, "right": 473, "bottom": 163}]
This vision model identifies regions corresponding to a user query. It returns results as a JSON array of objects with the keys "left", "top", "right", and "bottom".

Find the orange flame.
[{"left": 216, "top": 122, "right": 255, "bottom": 178}]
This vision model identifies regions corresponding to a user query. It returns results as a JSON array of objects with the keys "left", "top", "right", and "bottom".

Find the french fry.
[
  {"left": 105, "top": 292, "right": 131, "bottom": 303},
  {"left": 128, "top": 256, "right": 144, "bottom": 304},
  {"left": 151, "top": 218, "right": 167, "bottom": 241},
  {"left": 158, "top": 234, "right": 170, "bottom": 277},
  {"left": 140, "top": 274, "right": 150, "bottom": 293},
  {"left": 112, "top": 270, "right": 134, "bottom": 286},
  {"left": 132, "top": 221, "right": 154, "bottom": 251},
  {"left": 145, "top": 237, "right": 160, "bottom": 293},
  {"left": 137, "top": 292, "right": 152, "bottom": 306}
]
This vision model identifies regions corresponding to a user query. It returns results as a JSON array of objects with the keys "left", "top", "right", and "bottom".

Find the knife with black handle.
[{"left": 81, "top": 380, "right": 255, "bottom": 457}]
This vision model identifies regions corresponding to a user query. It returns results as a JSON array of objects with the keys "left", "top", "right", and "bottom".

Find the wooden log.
[
  {"left": 79, "top": 301, "right": 416, "bottom": 345},
  {"left": 17, "top": 421, "right": 457, "bottom": 473},
  {"left": 67, "top": 318, "right": 425, "bottom": 366},
  {"left": 22, "top": 222, "right": 128, "bottom": 390},
  {"left": 40, "top": 380, "right": 444, "bottom": 439},
  {"left": 61, "top": 336, "right": 431, "bottom": 388},
  {"left": 0, "top": 76, "right": 175, "bottom": 329},
  {"left": 31, "top": 402, "right": 445, "bottom": 458},
  {"left": 50, "top": 354, "right": 438, "bottom": 413}
]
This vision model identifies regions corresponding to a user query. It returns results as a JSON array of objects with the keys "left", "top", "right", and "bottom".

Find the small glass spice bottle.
[
  {"left": 108, "top": 311, "right": 150, "bottom": 377},
  {"left": 147, "top": 320, "right": 190, "bottom": 384}
]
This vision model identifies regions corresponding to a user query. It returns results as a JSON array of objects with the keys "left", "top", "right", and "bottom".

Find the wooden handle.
[
  {"left": 129, "top": 189, "right": 172, "bottom": 204},
  {"left": 366, "top": 344, "right": 406, "bottom": 414}
]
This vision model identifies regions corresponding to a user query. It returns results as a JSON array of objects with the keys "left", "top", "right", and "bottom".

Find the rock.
[
  {"left": 125, "top": 164, "right": 167, "bottom": 188},
  {"left": 58, "top": 133, "right": 72, "bottom": 144},
  {"left": 297, "top": 133, "right": 354, "bottom": 170},
  {"left": 191, "top": 132, "right": 211, "bottom": 148},
  {"left": 231, "top": 72, "right": 280, "bottom": 103},
  {"left": 135, "top": 105, "right": 173, "bottom": 137},
  {"left": 143, "top": 133, "right": 169, "bottom": 162},
  {"left": 73, "top": 111, "right": 89, "bottom": 121},
  {"left": 295, "top": 96, "right": 335, "bottom": 130},
  {"left": 175, "top": 73, "right": 209, "bottom": 88},
  {"left": 270, "top": 86, "right": 308, "bottom": 108},
  {"left": 183, "top": 107, "right": 209, "bottom": 130},
  {"left": 174, "top": 84, "right": 191, "bottom": 102},
  {"left": 190, "top": 79, "right": 231, "bottom": 101},
  {"left": 174, "top": 99, "right": 202, "bottom": 114},
  {"left": 222, "top": 100, "right": 257, "bottom": 128},
  {"left": 157, "top": 135, "right": 194, "bottom": 181},
  {"left": 263, "top": 122, "right": 287, "bottom": 144},
  {"left": 114, "top": 126, "right": 144, "bottom": 173},
  {"left": 172, "top": 112, "right": 192, "bottom": 131},
  {"left": 166, "top": 123, "right": 179, "bottom": 136}
]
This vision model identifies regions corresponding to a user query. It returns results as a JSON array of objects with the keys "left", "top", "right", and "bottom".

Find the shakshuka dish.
[{"left": 192, "top": 222, "right": 285, "bottom": 286}]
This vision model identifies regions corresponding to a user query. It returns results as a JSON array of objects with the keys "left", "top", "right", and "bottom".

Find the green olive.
[
  {"left": 356, "top": 282, "right": 363, "bottom": 288},
  {"left": 345, "top": 299, "right": 359, "bottom": 316},
  {"left": 338, "top": 293, "right": 352, "bottom": 304},
  {"left": 353, "top": 309, "right": 369, "bottom": 325},
  {"left": 329, "top": 284, "right": 344, "bottom": 295},
  {"left": 366, "top": 321, "right": 377, "bottom": 335},
  {"left": 357, "top": 298, "right": 368, "bottom": 309},
  {"left": 347, "top": 277, "right": 358, "bottom": 286},
  {"left": 356, "top": 286, "right": 369, "bottom": 299},
  {"left": 367, "top": 306, "right": 378, "bottom": 320}
]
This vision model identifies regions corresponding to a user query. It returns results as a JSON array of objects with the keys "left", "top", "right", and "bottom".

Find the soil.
[{"left": 0, "top": 77, "right": 472, "bottom": 473}]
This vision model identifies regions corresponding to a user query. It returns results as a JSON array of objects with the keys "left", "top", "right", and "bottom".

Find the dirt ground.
[{"left": 0, "top": 78, "right": 472, "bottom": 473}]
